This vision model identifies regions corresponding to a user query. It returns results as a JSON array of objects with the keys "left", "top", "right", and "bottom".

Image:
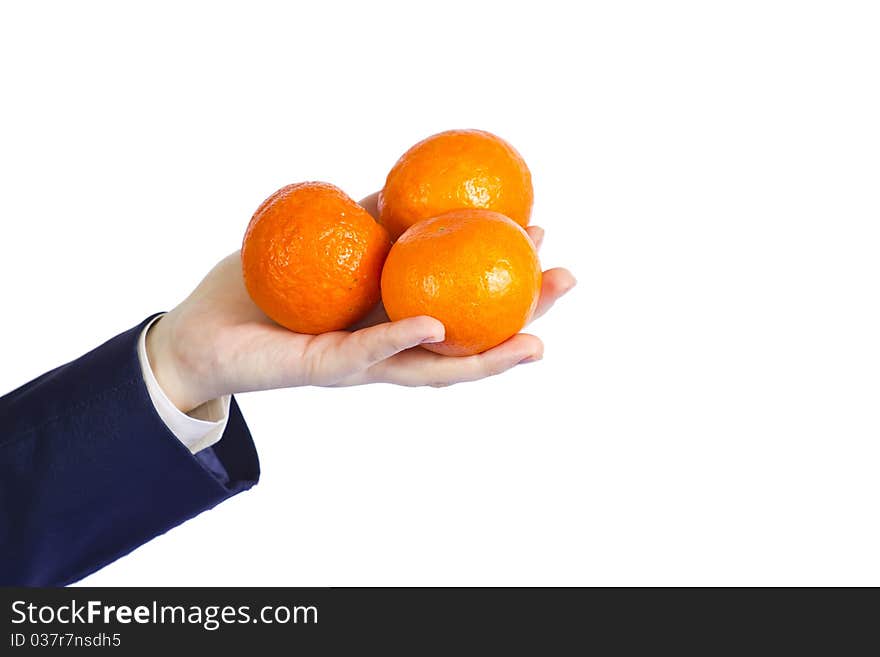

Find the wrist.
[{"left": 145, "top": 313, "right": 209, "bottom": 413}]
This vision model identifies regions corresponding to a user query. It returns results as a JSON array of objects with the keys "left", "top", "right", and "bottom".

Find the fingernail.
[
  {"left": 421, "top": 335, "right": 445, "bottom": 344},
  {"left": 518, "top": 353, "right": 543, "bottom": 364},
  {"left": 533, "top": 228, "right": 545, "bottom": 246}
]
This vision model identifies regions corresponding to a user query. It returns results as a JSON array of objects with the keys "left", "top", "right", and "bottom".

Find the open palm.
[{"left": 146, "top": 194, "right": 576, "bottom": 412}]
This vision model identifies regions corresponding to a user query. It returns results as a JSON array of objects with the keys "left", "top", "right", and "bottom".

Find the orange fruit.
[
  {"left": 242, "top": 181, "right": 391, "bottom": 334},
  {"left": 377, "top": 129, "right": 533, "bottom": 240},
  {"left": 380, "top": 209, "right": 542, "bottom": 356}
]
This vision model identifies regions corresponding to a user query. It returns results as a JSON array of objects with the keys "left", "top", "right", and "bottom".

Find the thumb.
[{"left": 340, "top": 316, "right": 445, "bottom": 372}]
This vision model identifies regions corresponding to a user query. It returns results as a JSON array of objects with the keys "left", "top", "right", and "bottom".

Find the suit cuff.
[{"left": 137, "top": 314, "right": 231, "bottom": 454}]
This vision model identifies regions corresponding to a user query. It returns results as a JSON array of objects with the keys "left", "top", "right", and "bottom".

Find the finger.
[
  {"left": 526, "top": 225, "right": 545, "bottom": 251},
  {"left": 531, "top": 267, "right": 577, "bottom": 322},
  {"left": 359, "top": 191, "right": 381, "bottom": 220},
  {"left": 339, "top": 315, "right": 445, "bottom": 373},
  {"left": 366, "top": 333, "right": 543, "bottom": 387}
]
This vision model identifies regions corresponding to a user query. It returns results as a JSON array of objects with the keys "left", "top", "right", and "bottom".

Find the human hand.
[{"left": 146, "top": 194, "right": 576, "bottom": 412}]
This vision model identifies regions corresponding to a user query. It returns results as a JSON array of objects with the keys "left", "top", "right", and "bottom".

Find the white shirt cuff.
[{"left": 137, "top": 315, "right": 230, "bottom": 454}]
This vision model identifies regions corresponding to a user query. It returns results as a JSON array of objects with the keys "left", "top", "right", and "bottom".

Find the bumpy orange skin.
[
  {"left": 381, "top": 210, "right": 542, "bottom": 356},
  {"left": 242, "top": 182, "right": 391, "bottom": 334},
  {"left": 377, "top": 129, "right": 533, "bottom": 241}
]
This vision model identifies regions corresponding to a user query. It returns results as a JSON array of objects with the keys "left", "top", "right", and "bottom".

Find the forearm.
[{"left": 0, "top": 317, "right": 259, "bottom": 586}]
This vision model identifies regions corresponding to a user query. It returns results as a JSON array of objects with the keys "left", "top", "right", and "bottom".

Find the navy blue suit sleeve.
[{"left": 0, "top": 315, "right": 260, "bottom": 586}]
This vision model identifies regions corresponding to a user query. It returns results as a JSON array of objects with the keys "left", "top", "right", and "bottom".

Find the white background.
[{"left": 1, "top": 1, "right": 878, "bottom": 586}]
